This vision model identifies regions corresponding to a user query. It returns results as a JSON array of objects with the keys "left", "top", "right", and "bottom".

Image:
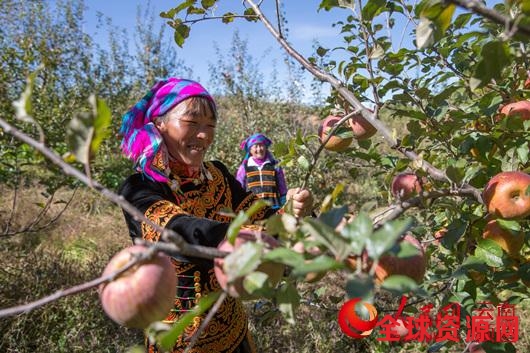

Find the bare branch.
[
  {"left": 243, "top": 0, "right": 483, "bottom": 202},
  {"left": 183, "top": 292, "right": 227, "bottom": 353},
  {"left": 0, "top": 245, "right": 161, "bottom": 318},
  {"left": 448, "top": 0, "right": 530, "bottom": 37},
  {"left": 0, "top": 117, "right": 225, "bottom": 260}
]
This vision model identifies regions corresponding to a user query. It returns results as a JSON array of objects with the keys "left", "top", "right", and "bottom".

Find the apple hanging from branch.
[
  {"left": 391, "top": 173, "right": 424, "bottom": 201},
  {"left": 318, "top": 115, "right": 353, "bottom": 152},
  {"left": 99, "top": 245, "right": 177, "bottom": 329},
  {"left": 349, "top": 111, "right": 376, "bottom": 140},
  {"left": 483, "top": 171, "right": 530, "bottom": 220}
]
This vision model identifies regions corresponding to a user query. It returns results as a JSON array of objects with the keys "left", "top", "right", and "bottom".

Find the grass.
[{"left": 1, "top": 184, "right": 529, "bottom": 353}]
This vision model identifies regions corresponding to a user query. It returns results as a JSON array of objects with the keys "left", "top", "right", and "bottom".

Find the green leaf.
[
  {"left": 474, "top": 239, "right": 503, "bottom": 267},
  {"left": 452, "top": 255, "right": 488, "bottom": 278},
  {"left": 319, "top": 0, "right": 340, "bottom": 11},
  {"left": 159, "top": 292, "right": 220, "bottom": 350},
  {"left": 381, "top": 275, "right": 418, "bottom": 293},
  {"left": 369, "top": 44, "right": 384, "bottom": 59},
  {"left": 67, "top": 112, "right": 94, "bottom": 165},
  {"left": 345, "top": 274, "right": 374, "bottom": 301},
  {"left": 301, "top": 218, "right": 352, "bottom": 260},
  {"left": 201, "top": 0, "right": 215, "bottom": 9},
  {"left": 416, "top": 17, "right": 434, "bottom": 49},
  {"left": 276, "top": 282, "right": 300, "bottom": 324},
  {"left": 243, "top": 8, "right": 257, "bottom": 21},
  {"left": 173, "top": 23, "right": 190, "bottom": 47},
  {"left": 316, "top": 46, "right": 329, "bottom": 57},
  {"left": 471, "top": 41, "right": 510, "bottom": 90},
  {"left": 365, "top": 218, "right": 411, "bottom": 259},
  {"left": 224, "top": 242, "right": 263, "bottom": 282},
  {"left": 319, "top": 206, "right": 348, "bottom": 229},
  {"left": 340, "top": 212, "right": 372, "bottom": 255},
  {"left": 264, "top": 248, "right": 305, "bottom": 267},
  {"left": 172, "top": 0, "right": 197, "bottom": 15},
  {"left": 13, "top": 66, "right": 44, "bottom": 141},
  {"left": 291, "top": 255, "right": 342, "bottom": 276},
  {"left": 222, "top": 12, "right": 236, "bottom": 23},
  {"left": 90, "top": 95, "right": 111, "bottom": 156},
  {"left": 297, "top": 155, "right": 310, "bottom": 170},
  {"left": 226, "top": 199, "right": 269, "bottom": 243},
  {"left": 242, "top": 271, "right": 269, "bottom": 295},
  {"left": 362, "top": 0, "right": 386, "bottom": 20}
]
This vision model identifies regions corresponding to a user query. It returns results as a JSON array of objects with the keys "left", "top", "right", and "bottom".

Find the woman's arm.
[{"left": 118, "top": 173, "right": 228, "bottom": 248}]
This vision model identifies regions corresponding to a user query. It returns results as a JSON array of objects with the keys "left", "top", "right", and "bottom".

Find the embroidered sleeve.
[{"left": 119, "top": 173, "right": 228, "bottom": 248}]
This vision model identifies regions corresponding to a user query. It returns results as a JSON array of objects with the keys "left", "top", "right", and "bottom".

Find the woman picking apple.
[{"left": 118, "top": 77, "right": 313, "bottom": 353}]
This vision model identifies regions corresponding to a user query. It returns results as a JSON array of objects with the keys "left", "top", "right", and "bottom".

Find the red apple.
[
  {"left": 349, "top": 111, "right": 376, "bottom": 140},
  {"left": 391, "top": 173, "right": 424, "bottom": 200},
  {"left": 99, "top": 245, "right": 176, "bottom": 329},
  {"left": 375, "top": 234, "right": 427, "bottom": 284},
  {"left": 498, "top": 100, "right": 530, "bottom": 121},
  {"left": 318, "top": 115, "right": 353, "bottom": 152},
  {"left": 483, "top": 171, "right": 530, "bottom": 219},
  {"left": 483, "top": 219, "right": 524, "bottom": 258},
  {"left": 214, "top": 231, "right": 284, "bottom": 299}
]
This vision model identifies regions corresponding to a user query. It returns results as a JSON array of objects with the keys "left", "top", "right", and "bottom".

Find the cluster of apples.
[{"left": 317, "top": 113, "right": 377, "bottom": 152}]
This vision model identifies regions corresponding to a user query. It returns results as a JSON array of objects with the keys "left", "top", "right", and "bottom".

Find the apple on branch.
[
  {"left": 391, "top": 172, "right": 424, "bottom": 201},
  {"left": 349, "top": 111, "right": 376, "bottom": 140},
  {"left": 375, "top": 234, "right": 427, "bottom": 284},
  {"left": 483, "top": 171, "right": 530, "bottom": 220},
  {"left": 498, "top": 100, "right": 530, "bottom": 121},
  {"left": 483, "top": 219, "right": 524, "bottom": 259},
  {"left": 318, "top": 115, "right": 353, "bottom": 152},
  {"left": 99, "top": 245, "right": 176, "bottom": 329}
]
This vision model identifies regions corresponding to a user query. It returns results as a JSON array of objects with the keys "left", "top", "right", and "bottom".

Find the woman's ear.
[{"left": 154, "top": 118, "right": 167, "bottom": 133}]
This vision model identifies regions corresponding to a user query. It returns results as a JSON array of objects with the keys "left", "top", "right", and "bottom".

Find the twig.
[
  {"left": 0, "top": 117, "right": 225, "bottom": 260},
  {"left": 183, "top": 292, "right": 227, "bottom": 353},
  {"left": 2, "top": 187, "right": 79, "bottom": 237},
  {"left": 372, "top": 187, "right": 482, "bottom": 228},
  {"left": 0, "top": 245, "right": 161, "bottom": 318},
  {"left": 300, "top": 111, "right": 359, "bottom": 189},
  {"left": 448, "top": 0, "right": 530, "bottom": 37},
  {"left": 243, "top": 0, "right": 483, "bottom": 202}
]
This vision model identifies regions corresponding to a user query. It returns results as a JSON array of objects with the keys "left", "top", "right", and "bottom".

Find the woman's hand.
[{"left": 286, "top": 188, "right": 314, "bottom": 218}]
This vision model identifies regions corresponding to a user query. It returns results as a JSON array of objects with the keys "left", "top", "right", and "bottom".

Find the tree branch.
[
  {"left": 244, "top": 0, "right": 482, "bottom": 202},
  {"left": 0, "top": 117, "right": 225, "bottom": 261},
  {"left": 448, "top": 0, "right": 530, "bottom": 37}
]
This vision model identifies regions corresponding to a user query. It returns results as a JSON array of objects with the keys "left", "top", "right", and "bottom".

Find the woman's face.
[
  {"left": 250, "top": 143, "right": 267, "bottom": 160},
  {"left": 155, "top": 99, "right": 216, "bottom": 168}
]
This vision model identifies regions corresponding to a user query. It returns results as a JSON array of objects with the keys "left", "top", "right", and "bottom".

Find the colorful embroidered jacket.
[
  {"left": 236, "top": 157, "right": 287, "bottom": 210},
  {"left": 119, "top": 159, "right": 275, "bottom": 353}
]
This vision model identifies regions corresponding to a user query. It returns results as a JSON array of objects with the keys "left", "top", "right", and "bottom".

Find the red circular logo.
[{"left": 337, "top": 298, "right": 378, "bottom": 338}]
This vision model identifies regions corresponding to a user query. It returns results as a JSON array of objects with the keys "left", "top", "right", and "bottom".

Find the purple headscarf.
[
  {"left": 239, "top": 133, "right": 276, "bottom": 166},
  {"left": 120, "top": 78, "right": 216, "bottom": 182}
]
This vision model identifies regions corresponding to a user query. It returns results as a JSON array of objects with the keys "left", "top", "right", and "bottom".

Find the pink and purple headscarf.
[{"left": 120, "top": 78, "right": 216, "bottom": 182}]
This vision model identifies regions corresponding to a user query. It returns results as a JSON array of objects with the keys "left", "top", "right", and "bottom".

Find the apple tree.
[{"left": 157, "top": 0, "right": 530, "bottom": 351}]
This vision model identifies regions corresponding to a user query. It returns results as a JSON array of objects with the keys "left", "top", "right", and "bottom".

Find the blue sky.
[
  {"left": 83, "top": 0, "right": 349, "bottom": 97},
  {"left": 81, "top": 0, "right": 354, "bottom": 100}
]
